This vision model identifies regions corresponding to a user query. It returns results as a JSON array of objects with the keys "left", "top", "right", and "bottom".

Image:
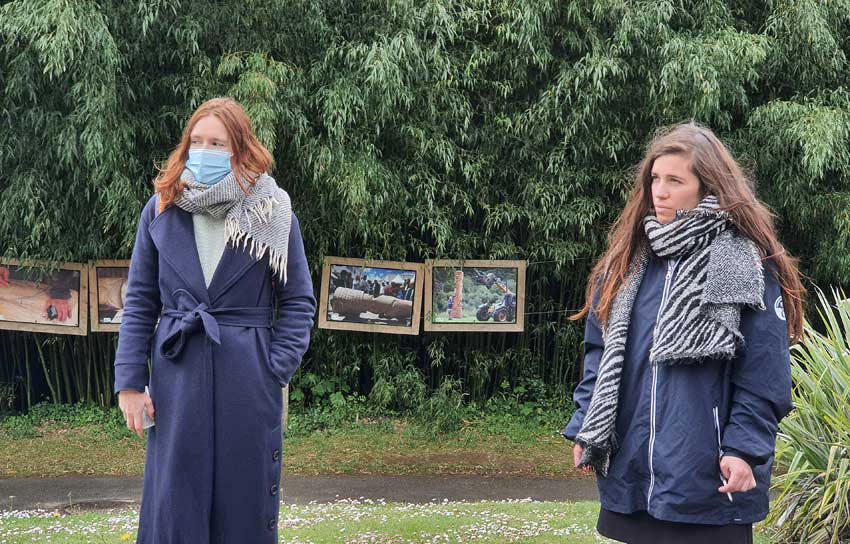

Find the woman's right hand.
[
  {"left": 118, "top": 390, "right": 154, "bottom": 439},
  {"left": 573, "top": 444, "right": 592, "bottom": 473}
]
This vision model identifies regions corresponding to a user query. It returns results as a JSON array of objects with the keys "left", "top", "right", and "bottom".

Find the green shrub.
[
  {"left": 0, "top": 402, "right": 126, "bottom": 440},
  {"left": 480, "top": 380, "right": 574, "bottom": 440},
  {"left": 286, "top": 393, "right": 386, "bottom": 438},
  {"left": 0, "top": 414, "right": 38, "bottom": 439},
  {"left": 4, "top": 1, "right": 850, "bottom": 409},
  {"left": 0, "top": 382, "right": 15, "bottom": 414},
  {"left": 768, "top": 288, "right": 850, "bottom": 544},
  {"left": 414, "top": 376, "right": 471, "bottom": 435}
]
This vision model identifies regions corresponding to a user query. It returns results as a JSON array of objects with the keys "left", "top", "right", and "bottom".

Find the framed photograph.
[
  {"left": 0, "top": 259, "right": 89, "bottom": 335},
  {"left": 423, "top": 259, "right": 526, "bottom": 332},
  {"left": 88, "top": 260, "right": 131, "bottom": 332},
  {"left": 318, "top": 257, "right": 424, "bottom": 335}
]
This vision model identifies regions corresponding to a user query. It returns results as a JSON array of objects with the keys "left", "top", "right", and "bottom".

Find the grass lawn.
[
  {"left": 0, "top": 405, "right": 783, "bottom": 543},
  {"left": 0, "top": 500, "right": 775, "bottom": 543},
  {"left": 0, "top": 412, "right": 579, "bottom": 478}
]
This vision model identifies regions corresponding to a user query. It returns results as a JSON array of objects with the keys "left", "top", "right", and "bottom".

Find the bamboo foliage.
[
  {"left": 0, "top": 1, "right": 849, "bottom": 410},
  {"left": 0, "top": 332, "right": 116, "bottom": 410}
]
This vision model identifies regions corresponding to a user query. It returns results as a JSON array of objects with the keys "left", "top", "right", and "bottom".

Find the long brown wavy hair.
[
  {"left": 154, "top": 97, "right": 273, "bottom": 214},
  {"left": 570, "top": 122, "right": 805, "bottom": 343}
]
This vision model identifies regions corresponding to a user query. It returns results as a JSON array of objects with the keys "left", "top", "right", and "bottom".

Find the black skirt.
[{"left": 596, "top": 508, "right": 753, "bottom": 544}]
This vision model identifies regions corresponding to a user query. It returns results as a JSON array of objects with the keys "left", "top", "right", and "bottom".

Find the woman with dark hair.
[
  {"left": 114, "top": 97, "right": 316, "bottom": 542},
  {"left": 563, "top": 122, "right": 805, "bottom": 544}
]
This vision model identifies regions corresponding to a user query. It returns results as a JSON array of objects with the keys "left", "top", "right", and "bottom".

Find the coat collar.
[{"left": 148, "top": 205, "right": 262, "bottom": 306}]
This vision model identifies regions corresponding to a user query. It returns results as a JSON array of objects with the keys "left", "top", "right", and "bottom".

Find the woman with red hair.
[{"left": 114, "top": 97, "right": 316, "bottom": 542}]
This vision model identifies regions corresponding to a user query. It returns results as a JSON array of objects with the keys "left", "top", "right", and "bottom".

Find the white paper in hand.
[{"left": 142, "top": 386, "right": 155, "bottom": 429}]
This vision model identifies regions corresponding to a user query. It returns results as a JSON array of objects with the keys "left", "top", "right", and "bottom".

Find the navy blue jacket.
[
  {"left": 563, "top": 250, "right": 793, "bottom": 525},
  {"left": 114, "top": 194, "right": 316, "bottom": 543}
]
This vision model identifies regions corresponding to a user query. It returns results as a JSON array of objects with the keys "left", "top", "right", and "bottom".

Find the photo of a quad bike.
[{"left": 473, "top": 271, "right": 517, "bottom": 323}]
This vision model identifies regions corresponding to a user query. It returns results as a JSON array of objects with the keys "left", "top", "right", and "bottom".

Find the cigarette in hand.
[{"left": 719, "top": 475, "right": 734, "bottom": 502}]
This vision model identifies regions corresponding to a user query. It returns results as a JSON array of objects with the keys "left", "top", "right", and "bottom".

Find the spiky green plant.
[{"left": 768, "top": 288, "right": 850, "bottom": 544}]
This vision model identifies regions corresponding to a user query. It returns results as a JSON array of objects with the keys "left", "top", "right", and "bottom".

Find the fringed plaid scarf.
[{"left": 174, "top": 169, "right": 292, "bottom": 284}]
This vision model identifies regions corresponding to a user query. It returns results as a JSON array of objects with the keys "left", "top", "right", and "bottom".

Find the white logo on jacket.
[{"left": 774, "top": 296, "right": 786, "bottom": 321}]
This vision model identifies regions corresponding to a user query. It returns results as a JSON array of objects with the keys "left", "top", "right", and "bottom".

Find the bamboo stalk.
[
  {"left": 59, "top": 339, "right": 74, "bottom": 404},
  {"left": 34, "top": 335, "right": 58, "bottom": 403},
  {"left": 92, "top": 335, "right": 102, "bottom": 405},
  {"left": 23, "top": 335, "right": 32, "bottom": 410}
]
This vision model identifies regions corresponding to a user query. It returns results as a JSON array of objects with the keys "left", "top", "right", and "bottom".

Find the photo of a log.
[
  {"left": 318, "top": 257, "right": 424, "bottom": 335},
  {"left": 331, "top": 287, "right": 413, "bottom": 319}
]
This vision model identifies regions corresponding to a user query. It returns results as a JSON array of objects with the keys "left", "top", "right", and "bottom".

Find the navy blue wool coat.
[
  {"left": 114, "top": 194, "right": 317, "bottom": 543},
  {"left": 564, "top": 251, "right": 793, "bottom": 526}
]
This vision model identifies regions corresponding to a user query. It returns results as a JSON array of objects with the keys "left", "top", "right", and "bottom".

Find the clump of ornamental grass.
[{"left": 769, "top": 288, "right": 850, "bottom": 544}]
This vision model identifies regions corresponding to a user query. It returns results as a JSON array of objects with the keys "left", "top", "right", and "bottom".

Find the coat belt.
[{"left": 159, "top": 289, "right": 272, "bottom": 360}]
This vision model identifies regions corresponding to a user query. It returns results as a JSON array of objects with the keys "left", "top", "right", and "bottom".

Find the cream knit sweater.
[{"left": 192, "top": 213, "right": 226, "bottom": 287}]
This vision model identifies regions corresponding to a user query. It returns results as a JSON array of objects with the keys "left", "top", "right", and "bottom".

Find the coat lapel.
[
  {"left": 206, "top": 238, "right": 264, "bottom": 305},
  {"left": 148, "top": 205, "right": 264, "bottom": 307},
  {"left": 148, "top": 206, "right": 211, "bottom": 306}
]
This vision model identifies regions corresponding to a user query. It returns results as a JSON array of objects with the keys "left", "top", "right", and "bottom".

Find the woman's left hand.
[{"left": 718, "top": 455, "right": 756, "bottom": 494}]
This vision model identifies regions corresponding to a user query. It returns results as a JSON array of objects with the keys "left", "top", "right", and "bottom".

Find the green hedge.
[{"left": 1, "top": 0, "right": 848, "bottom": 408}]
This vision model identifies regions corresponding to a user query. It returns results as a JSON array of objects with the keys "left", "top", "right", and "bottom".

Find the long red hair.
[
  {"left": 154, "top": 97, "right": 273, "bottom": 213},
  {"left": 570, "top": 122, "right": 806, "bottom": 343}
]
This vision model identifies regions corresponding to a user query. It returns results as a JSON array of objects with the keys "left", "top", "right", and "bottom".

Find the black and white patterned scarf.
[
  {"left": 174, "top": 169, "right": 292, "bottom": 284},
  {"left": 575, "top": 195, "right": 765, "bottom": 475}
]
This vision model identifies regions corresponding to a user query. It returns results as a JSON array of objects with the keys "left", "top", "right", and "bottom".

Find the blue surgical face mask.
[{"left": 185, "top": 149, "right": 233, "bottom": 185}]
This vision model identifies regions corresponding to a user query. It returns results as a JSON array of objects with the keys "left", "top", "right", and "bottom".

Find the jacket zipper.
[
  {"left": 713, "top": 406, "right": 723, "bottom": 457},
  {"left": 647, "top": 256, "right": 680, "bottom": 508},
  {"left": 714, "top": 405, "right": 734, "bottom": 503}
]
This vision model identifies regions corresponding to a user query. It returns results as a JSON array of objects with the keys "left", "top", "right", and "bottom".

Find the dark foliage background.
[{"left": 1, "top": 0, "right": 848, "bottom": 412}]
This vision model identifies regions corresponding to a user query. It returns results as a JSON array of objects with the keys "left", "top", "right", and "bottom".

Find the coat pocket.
[{"left": 258, "top": 327, "right": 284, "bottom": 387}]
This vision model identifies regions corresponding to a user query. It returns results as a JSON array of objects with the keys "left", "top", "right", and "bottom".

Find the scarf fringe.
[
  {"left": 575, "top": 436, "right": 615, "bottom": 477},
  {"left": 675, "top": 207, "right": 730, "bottom": 221},
  {"left": 653, "top": 345, "right": 739, "bottom": 366},
  {"left": 177, "top": 169, "right": 292, "bottom": 285},
  {"left": 225, "top": 217, "right": 289, "bottom": 285},
  {"left": 245, "top": 196, "right": 278, "bottom": 229}
]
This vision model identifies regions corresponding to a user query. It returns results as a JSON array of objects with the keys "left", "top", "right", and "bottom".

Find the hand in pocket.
[{"left": 718, "top": 455, "right": 755, "bottom": 494}]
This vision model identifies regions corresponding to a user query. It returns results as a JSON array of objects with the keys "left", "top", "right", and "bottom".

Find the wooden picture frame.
[
  {"left": 318, "top": 257, "right": 424, "bottom": 335},
  {"left": 0, "top": 259, "right": 89, "bottom": 336},
  {"left": 88, "top": 259, "right": 131, "bottom": 332},
  {"left": 423, "top": 259, "right": 526, "bottom": 332}
]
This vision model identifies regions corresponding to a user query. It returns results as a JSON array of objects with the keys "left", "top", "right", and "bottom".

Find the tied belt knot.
[{"left": 159, "top": 289, "right": 272, "bottom": 360}]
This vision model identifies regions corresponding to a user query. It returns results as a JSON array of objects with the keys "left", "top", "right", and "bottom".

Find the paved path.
[{"left": 0, "top": 475, "right": 599, "bottom": 511}]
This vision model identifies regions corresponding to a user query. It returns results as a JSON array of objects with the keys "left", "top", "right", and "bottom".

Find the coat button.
[
  {"left": 272, "top": 449, "right": 280, "bottom": 462},
  {"left": 270, "top": 484, "right": 279, "bottom": 495},
  {"left": 267, "top": 518, "right": 276, "bottom": 530}
]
